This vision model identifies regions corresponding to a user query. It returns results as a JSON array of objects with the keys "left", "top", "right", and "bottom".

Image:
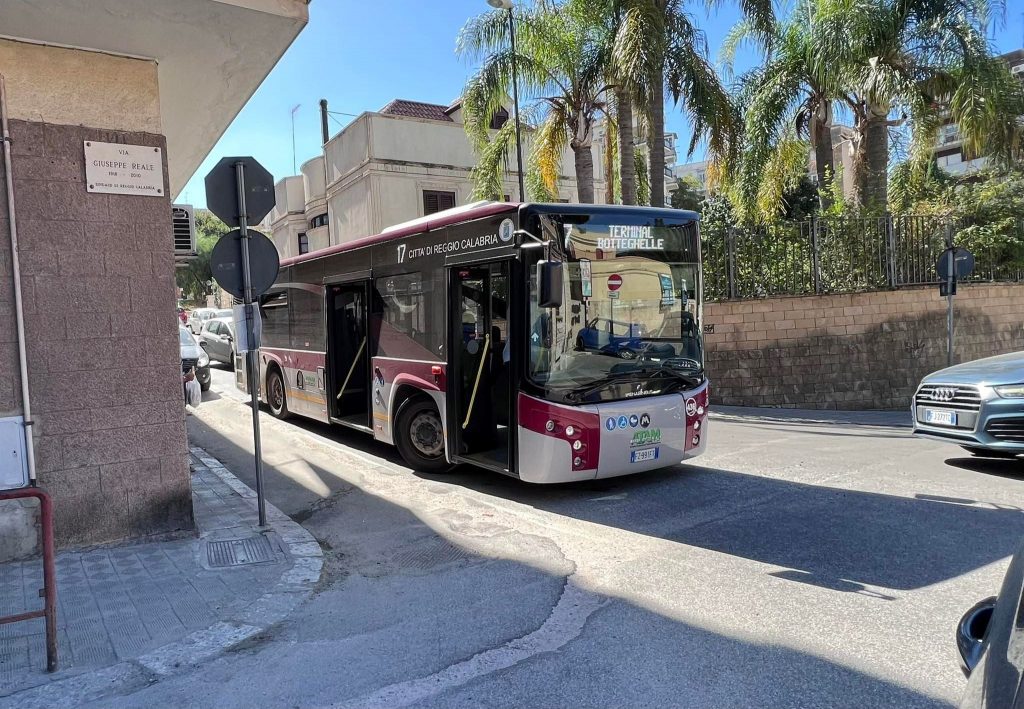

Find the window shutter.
[{"left": 423, "top": 190, "right": 456, "bottom": 215}]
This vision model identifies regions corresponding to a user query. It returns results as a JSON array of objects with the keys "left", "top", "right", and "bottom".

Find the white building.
[{"left": 265, "top": 98, "right": 608, "bottom": 257}]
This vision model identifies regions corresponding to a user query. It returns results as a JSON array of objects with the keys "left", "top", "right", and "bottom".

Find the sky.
[{"left": 176, "top": 0, "right": 1024, "bottom": 208}]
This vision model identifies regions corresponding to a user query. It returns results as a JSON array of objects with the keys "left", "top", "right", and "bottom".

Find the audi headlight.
[
  {"left": 994, "top": 384, "right": 1024, "bottom": 398},
  {"left": 197, "top": 352, "right": 210, "bottom": 368}
]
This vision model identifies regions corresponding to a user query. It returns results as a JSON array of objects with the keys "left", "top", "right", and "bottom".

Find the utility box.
[{"left": 0, "top": 416, "right": 29, "bottom": 490}]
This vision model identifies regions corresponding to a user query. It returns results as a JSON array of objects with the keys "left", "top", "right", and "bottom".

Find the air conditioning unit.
[
  {"left": 172, "top": 204, "right": 196, "bottom": 257},
  {"left": 1011, "top": 64, "right": 1024, "bottom": 76}
]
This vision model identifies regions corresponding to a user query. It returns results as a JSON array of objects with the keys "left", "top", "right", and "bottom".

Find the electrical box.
[{"left": 0, "top": 416, "right": 28, "bottom": 490}]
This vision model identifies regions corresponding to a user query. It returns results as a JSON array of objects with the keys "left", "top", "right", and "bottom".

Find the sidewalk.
[
  {"left": 0, "top": 448, "right": 323, "bottom": 709},
  {"left": 711, "top": 405, "right": 912, "bottom": 428}
]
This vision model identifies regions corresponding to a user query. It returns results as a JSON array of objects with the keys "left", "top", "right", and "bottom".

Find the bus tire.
[
  {"left": 394, "top": 398, "right": 451, "bottom": 474},
  {"left": 266, "top": 366, "right": 290, "bottom": 419}
]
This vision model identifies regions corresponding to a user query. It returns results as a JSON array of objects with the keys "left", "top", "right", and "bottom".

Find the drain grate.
[
  {"left": 207, "top": 535, "right": 275, "bottom": 568},
  {"left": 392, "top": 542, "right": 472, "bottom": 570}
]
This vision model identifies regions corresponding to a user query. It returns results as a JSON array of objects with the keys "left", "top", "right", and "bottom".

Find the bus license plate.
[
  {"left": 631, "top": 447, "right": 659, "bottom": 463},
  {"left": 925, "top": 409, "right": 956, "bottom": 426}
]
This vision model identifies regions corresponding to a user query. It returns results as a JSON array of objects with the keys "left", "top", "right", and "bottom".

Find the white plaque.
[{"left": 84, "top": 141, "right": 165, "bottom": 196}]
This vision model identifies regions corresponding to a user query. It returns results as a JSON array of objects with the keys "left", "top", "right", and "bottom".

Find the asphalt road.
[{"left": 95, "top": 364, "right": 1024, "bottom": 708}]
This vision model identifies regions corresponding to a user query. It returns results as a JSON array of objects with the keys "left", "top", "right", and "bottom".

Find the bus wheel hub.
[{"left": 410, "top": 412, "right": 443, "bottom": 457}]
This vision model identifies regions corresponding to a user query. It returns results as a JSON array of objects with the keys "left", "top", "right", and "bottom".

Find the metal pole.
[
  {"left": 319, "top": 99, "right": 330, "bottom": 145},
  {"left": 946, "top": 227, "right": 955, "bottom": 368},
  {"left": 508, "top": 7, "right": 527, "bottom": 202},
  {"left": 234, "top": 161, "right": 268, "bottom": 528},
  {"left": 0, "top": 74, "right": 37, "bottom": 485}
]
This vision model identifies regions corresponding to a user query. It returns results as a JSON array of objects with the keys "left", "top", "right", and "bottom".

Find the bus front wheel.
[
  {"left": 267, "top": 367, "right": 290, "bottom": 419},
  {"left": 395, "top": 398, "right": 451, "bottom": 474}
]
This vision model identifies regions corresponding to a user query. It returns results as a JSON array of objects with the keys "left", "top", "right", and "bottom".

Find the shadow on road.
[
  {"left": 944, "top": 456, "right": 1024, "bottom": 479},
  {"left": 179, "top": 419, "right": 948, "bottom": 709}
]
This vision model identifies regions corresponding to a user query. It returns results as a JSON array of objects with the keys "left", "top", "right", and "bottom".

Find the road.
[{"left": 98, "top": 364, "right": 1024, "bottom": 708}]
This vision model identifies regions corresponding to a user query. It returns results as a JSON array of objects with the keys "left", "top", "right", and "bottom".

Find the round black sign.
[
  {"left": 209, "top": 229, "right": 280, "bottom": 299},
  {"left": 936, "top": 247, "right": 975, "bottom": 280}
]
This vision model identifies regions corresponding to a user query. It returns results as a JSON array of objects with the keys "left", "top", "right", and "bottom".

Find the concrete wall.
[
  {"left": 0, "top": 41, "right": 192, "bottom": 554},
  {"left": 703, "top": 284, "right": 1024, "bottom": 410}
]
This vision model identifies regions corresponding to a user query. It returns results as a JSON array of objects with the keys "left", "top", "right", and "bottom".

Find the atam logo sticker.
[
  {"left": 685, "top": 398, "right": 698, "bottom": 416},
  {"left": 631, "top": 429, "right": 662, "bottom": 447}
]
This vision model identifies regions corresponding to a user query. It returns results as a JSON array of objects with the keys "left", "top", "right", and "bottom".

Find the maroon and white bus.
[{"left": 241, "top": 201, "right": 709, "bottom": 483}]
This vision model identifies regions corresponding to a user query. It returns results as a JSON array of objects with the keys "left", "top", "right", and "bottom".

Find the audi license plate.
[
  {"left": 631, "top": 447, "right": 659, "bottom": 463},
  {"left": 925, "top": 409, "right": 957, "bottom": 426}
]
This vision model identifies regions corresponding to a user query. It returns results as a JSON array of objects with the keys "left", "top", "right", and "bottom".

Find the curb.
[{"left": 6, "top": 447, "right": 323, "bottom": 709}]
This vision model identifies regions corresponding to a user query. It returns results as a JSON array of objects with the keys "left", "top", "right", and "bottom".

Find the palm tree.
[
  {"left": 458, "top": 3, "right": 612, "bottom": 203},
  {"left": 601, "top": 0, "right": 742, "bottom": 207},
  {"left": 725, "top": 7, "right": 847, "bottom": 219},
  {"left": 814, "top": 0, "right": 1024, "bottom": 209}
]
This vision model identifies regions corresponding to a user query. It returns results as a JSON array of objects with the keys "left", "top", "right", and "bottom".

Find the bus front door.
[
  {"left": 327, "top": 282, "right": 371, "bottom": 430},
  {"left": 448, "top": 262, "right": 513, "bottom": 473}
]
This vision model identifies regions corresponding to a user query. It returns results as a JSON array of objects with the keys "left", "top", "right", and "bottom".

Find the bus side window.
[{"left": 259, "top": 291, "right": 288, "bottom": 349}]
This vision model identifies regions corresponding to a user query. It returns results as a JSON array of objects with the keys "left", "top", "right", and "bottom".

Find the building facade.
[
  {"left": 931, "top": 49, "right": 1024, "bottom": 175},
  {"left": 266, "top": 98, "right": 608, "bottom": 255},
  {"left": 0, "top": 1, "right": 307, "bottom": 554}
]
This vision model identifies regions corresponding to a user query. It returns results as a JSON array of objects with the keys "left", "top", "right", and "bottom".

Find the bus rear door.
[{"left": 327, "top": 281, "right": 372, "bottom": 430}]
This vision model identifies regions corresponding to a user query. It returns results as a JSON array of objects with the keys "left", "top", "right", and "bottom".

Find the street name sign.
[{"left": 84, "top": 141, "right": 164, "bottom": 196}]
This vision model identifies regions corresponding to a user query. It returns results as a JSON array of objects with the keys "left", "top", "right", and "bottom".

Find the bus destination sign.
[{"left": 597, "top": 225, "right": 664, "bottom": 251}]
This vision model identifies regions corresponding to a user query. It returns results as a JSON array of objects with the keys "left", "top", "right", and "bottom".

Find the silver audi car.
[{"left": 913, "top": 351, "right": 1024, "bottom": 458}]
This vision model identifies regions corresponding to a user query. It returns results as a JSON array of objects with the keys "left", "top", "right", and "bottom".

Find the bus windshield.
[{"left": 527, "top": 212, "right": 703, "bottom": 403}]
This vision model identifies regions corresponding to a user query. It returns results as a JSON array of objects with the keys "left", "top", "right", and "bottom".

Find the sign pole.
[
  {"left": 234, "top": 160, "right": 268, "bottom": 528},
  {"left": 945, "top": 226, "right": 955, "bottom": 368}
]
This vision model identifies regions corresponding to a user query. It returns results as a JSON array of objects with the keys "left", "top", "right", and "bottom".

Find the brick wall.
[
  {"left": 704, "top": 284, "right": 1024, "bottom": 410},
  {"left": 0, "top": 119, "right": 192, "bottom": 549}
]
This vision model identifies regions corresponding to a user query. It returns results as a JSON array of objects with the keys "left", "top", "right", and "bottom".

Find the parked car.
[
  {"left": 576, "top": 318, "right": 647, "bottom": 358},
  {"left": 198, "top": 317, "right": 235, "bottom": 367},
  {"left": 179, "top": 321, "right": 211, "bottom": 392},
  {"left": 955, "top": 539, "right": 1024, "bottom": 708},
  {"left": 187, "top": 308, "right": 214, "bottom": 334},
  {"left": 912, "top": 351, "right": 1024, "bottom": 459}
]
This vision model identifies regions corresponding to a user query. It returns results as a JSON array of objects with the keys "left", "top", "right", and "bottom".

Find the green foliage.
[
  {"left": 174, "top": 210, "right": 228, "bottom": 303},
  {"left": 670, "top": 176, "right": 702, "bottom": 211}
]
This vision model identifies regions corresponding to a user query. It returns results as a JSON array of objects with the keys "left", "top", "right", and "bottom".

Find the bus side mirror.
[{"left": 537, "top": 260, "right": 564, "bottom": 309}]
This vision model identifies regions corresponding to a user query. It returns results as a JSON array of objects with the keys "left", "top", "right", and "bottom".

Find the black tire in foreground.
[
  {"left": 394, "top": 398, "right": 451, "bottom": 474},
  {"left": 266, "top": 367, "right": 290, "bottom": 419}
]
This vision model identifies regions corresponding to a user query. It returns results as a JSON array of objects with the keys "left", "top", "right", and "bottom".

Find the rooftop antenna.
[{"left": 290, "top": 104, "right": 301, "bottom": 174}]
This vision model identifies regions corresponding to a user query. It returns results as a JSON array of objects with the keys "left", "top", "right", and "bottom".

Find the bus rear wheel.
[
  {"left": 267, "top": 367, "right": 290, "bottom": 419},
  {"left": 395, "top": 399, "right": 451, "bottom": 474}
]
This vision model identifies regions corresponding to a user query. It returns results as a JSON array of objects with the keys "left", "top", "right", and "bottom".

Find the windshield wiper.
[{"left": 564, "top": 366, "right": 702, "bottom": 402}]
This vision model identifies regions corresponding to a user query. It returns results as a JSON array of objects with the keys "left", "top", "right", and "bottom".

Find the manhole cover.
[{"left": 207, "top": 535, "right": 275, "bottom": 568}]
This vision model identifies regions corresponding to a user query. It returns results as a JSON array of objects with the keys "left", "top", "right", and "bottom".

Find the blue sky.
[{"left": 177, "top": 0, "right": 1024, "bottom": 207}]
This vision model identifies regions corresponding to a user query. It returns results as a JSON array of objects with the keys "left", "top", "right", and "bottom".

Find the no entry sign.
[{"left": 607, "top": 274, "right": 623, "bottom": 291}]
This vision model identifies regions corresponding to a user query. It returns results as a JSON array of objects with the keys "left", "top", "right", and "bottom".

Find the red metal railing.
[{"left": 0, "top": 488, "right": 58, "bottom": 672}]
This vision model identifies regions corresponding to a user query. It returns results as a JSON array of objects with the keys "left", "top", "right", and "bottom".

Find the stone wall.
[
  {"left": 703, "top": 284, "right": 1024, "bottom": 410},
  {"left": 0, "top": 119, "right": 193, "bottom": 551}
]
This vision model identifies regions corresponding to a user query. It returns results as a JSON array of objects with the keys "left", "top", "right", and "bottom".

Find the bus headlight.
[{"left": 572, "top": 439, "right": 583, "bottom": 451}]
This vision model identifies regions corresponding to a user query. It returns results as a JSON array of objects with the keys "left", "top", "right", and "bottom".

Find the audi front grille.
[{"left": 914, "top": 384, "right": 982, "bottom": 412}]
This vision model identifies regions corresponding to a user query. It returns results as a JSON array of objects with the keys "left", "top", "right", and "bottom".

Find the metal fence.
[{"left": 702, "top": 215, "right": 1024, "bottom": 301}]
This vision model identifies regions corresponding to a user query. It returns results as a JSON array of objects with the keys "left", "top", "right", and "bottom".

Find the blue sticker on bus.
[
  {"left": 629, "top": 414, "right": 639, "bottom": 428},
  {"left": 617, "top": 416, "right": 628, "bottom": 429},
  {"left": 605, "top": 417, "right": 617, "bottom": 431}
]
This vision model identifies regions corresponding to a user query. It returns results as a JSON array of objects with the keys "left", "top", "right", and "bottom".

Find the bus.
[{"left": 242, "top": 201, "right": 709, "bottom": 483}]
